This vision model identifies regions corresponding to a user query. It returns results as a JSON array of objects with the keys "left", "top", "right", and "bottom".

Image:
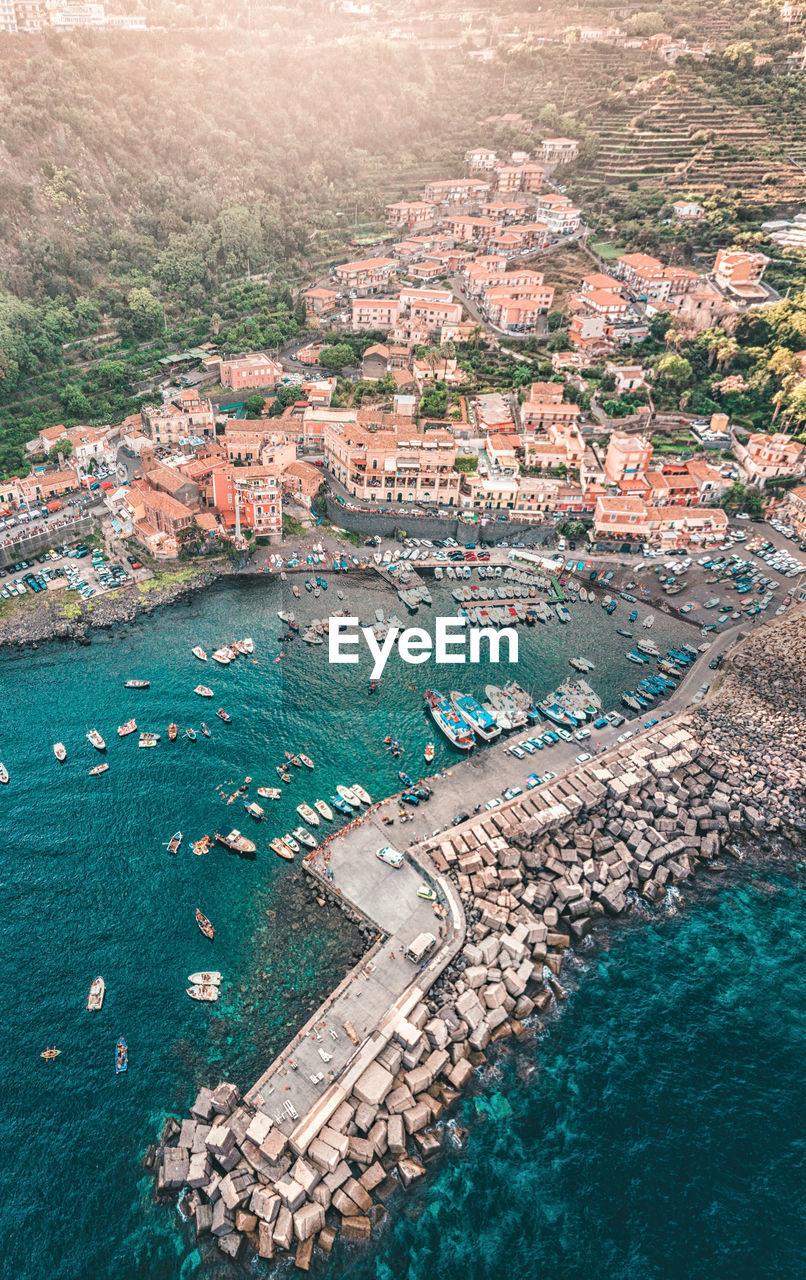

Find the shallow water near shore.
[{"left": 2, "top": 573, "right": 796, "bottom": 1279}]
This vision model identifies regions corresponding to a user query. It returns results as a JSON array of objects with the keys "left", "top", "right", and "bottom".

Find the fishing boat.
[
  {"left": 41, "top": 1046, "right": 61, "bottom": 1061},
  {"left": 86, "top": 977, "right": 105, "bottom": 1010},
  {"left": 298, "top": 753, "right": 315, "bottom": 769},
  {"left": 88, "top": 762, "right": 109, "bottom": 776},
  {"left": 216, "top": 708, "right": 232, "bottom": 723},
  {"left": 124, "top": 679, "right": 150, "bottom": 689},
  {"left": 424, "top": 742, "right": 435, "bottom": 763},
  {"left": 215, "top": 828, "right": 256, "bottom": 856},
  {"left": 368, "top": 680, "right": 378, "bottom": 695},
  {"left": 187, "top": 985, "right": 219, "bottom": 1002},
  {"left": 139, "top": 733, "right": 160, "bottom": 748},
  {"left": 329, "top": 794, "right": 353, "bottom": 814},
  {"left": 211, "top": 649, "right": 232, "bottom": 666},
  {"left": 196, "top": 909, "right": 215, "bottom": 939},
  {"left": 626, "top": 651, "right": 647, "bottom": 664},
  {"left": 192, "top": 646, "right": 208, "bottom": 661},
  {"left": 314, "top": 798, "right": 334, "bottom": 820},
  {"left": 185, "top": 728, "right": 196, "bottom": 741},
  {"left": 0, "top": 763, "right": 7, "bottom": 784},
  {"left": 642, "top": 614, "right": 654, "bottom": 628},
  {"left": 117, "top": 719, "right": 137, "bottom": 737},
  {"left": 424, "top": 689, "right": 475, "bottom": 750},
  {"left": 244, "top": 800, "right": 264, "bottom": 820},
  {"left": 336, "top": 784, "right": 361, "bottom": 805},
  {"left": 53, "top": 742, "right": 67, "bottom": 762},
  {"left": 194, "top": 685, "right": 214, "bottom": 698},
  {"left": 292, "top": 584, "right": 301, "bottom": 598},
  {"left": 168, "top": 723, "right": 178, "bottom": 741},
  {"left": 351, "top": 784, "right": 371, "bottom": 805},
  {"left": 398, "top": 770, "right": 414, "bottom": 787},
  {"left": 450, "top": 691, "right": 501, "bottom": 741},
  {"left": 257, "top": 786, "right": 282, "bottom": 800},
  {"left": 201, "top": 723, "right": 211, "bottom": 738},
  {"left": 276, "top": 766, "right": 292, "bottom": 783},
  {"left": 188, "top": 971, "right": 221, "bottom": 987},
  {"left": 629, "top": 610, "right": 638, "bottom": 622},
  {"left": 296, "top": 801, "right": 320, "bottom": 825},
  {"left": 116, "top": 1037, "right": 128, "bottom": 1073},
  {"left": 616, "top": 629, "right": 633, "bottom": 639},
  {"left": 166, "top": 830, "right": 183, "bottom": 854},
  {"left": 622, "top": 693, "right": 643, "bottom": 712},
  {"left": 537, "top": 700, "right": 578, "bottom": 728},
  {"left": 270, "top": 838, "right": 295, "bottom": 860},
  {"left": 86, "top": 729, "right": 106, "bottom": 751},
  {"left": 569, "top": 657, "right": 595, "bottom": 673},
  {"left": 293, "top": 826, "right": 317, "bottom": 849},
  {"left": 243, "top": 638, "right": 254, "bottom": 654},
  {"left": 283, "top": 832, "right": 301, "bottom": 853}
]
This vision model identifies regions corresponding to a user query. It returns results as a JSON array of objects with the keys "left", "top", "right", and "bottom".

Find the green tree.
[
  {"left": 126, "top": 288, "right": 163, "bottom": 339},
  {"left": 244, "top": 393, "right": 265, "bottom": 417},
  {"left": 53, "top": 437, "right": 74, "bottom": 458},
  {"left": 319, "top": 343, "right": 355, "bottom": 373},
  {"left": 655, "top": 353, "right": 693, "bottom": 398},
  {"left": 61, "top": 383, "right": 90, "bottom": 417}
]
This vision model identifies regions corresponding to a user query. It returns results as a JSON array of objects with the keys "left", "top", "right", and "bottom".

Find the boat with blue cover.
[
  {"left": 424, "top": 689, "right": 475, "bottom": 750},
  {"left": 450, "top": 691, "right": 501, "bottom": 741}
]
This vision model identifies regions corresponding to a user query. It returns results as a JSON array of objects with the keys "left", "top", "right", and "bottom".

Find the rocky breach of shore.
[
  {"left": 0, "top": 566, "right": 229, "bottom": 649},
  {"left": 153, "top": 610, "right": 806, "bottom": 1271}
]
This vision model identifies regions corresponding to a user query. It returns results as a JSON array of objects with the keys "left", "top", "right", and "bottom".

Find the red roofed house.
[
  {"left": 282, "top": 460, "right": 322, "bottom": 507},
  {"left": 333, "top": 257, "right": 397, "bottom": 294},
  {"left": 351, "top": 298, "right": 401, "bottom": 330},
  {"left": 210, "top": 465, "right": 282, "bottom": 537},
  {"left": 385, "top": 200, "right": 437, "bottom": 229},
  {"left": 733, "top": 431, "right": 806, "bottom": 485},
  {"left": 713, "top": 249, "right": 770, "bottom": 302},
  {"left": 303, "top": 287, "right": 337, "bottom": 318}
]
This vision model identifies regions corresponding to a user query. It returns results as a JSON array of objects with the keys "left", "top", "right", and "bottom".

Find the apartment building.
[
  {"left": 713, "top": 249, "right": 770, "bottom": 302},
  {"left": 465, "top": 147, "right": 498, "bottom": 172},
  {"left": 604, "top": 432, "right": 653, "bottom": 484},
  {"left": 210, "top": 465, "right": 282, "bottom": 536},
  {"left": 302, "top": 287, "right": 337, "bottom": 317},
  {"left": 569, "top": 312, "right": 612, "bottom": 356},
  {"left": 403, "top": 295, "right": 463, "bottom": 329},
  {"left": 733, "top": 431, "right": 806, "bottom": 485},
  {"left": 532, "top": 194, "right": 582, "bottom": 233},
  {"left": 534, "top": 137, "right": 580, "bottom": 164},
  {"left": 578, "top": 287, "right": 630, "bottom": 318},
  {"left": 447, "top": 215, "right": 502, "bottom": 248},
  {"left": 422, "top": 178, "right": 491, "bottom": 205},
  {"left": 522, "top": 421, "right": 585, "bottom": 470},
  {"left": 351, "top": 297, "right": 401, "bottom": 330},
  {"left": 333, "top": 257, "right": 397, "bottom": 294},
  {"left": 141, "top": 396, "right": 216, "bottom": 446},
  {"left": 520, "top": 382, "right": 582, "bottom": 432},
  {"left": 385, "top": 200, "right": 437, "bottom": 229},
  {"left": 322, "top": 418, "right": 460, "bottom": 505},
  {"left": 210, "top": 352, "right": 283, "bottom": 391}
]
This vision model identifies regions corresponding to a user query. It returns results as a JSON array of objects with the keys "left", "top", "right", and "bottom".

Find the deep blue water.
[{"left": 3, "top": 575, "right": 799, "bottom": 1279}]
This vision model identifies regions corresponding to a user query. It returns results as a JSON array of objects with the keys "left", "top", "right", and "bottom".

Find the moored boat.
[
  {"left": 642, "top": 614, "right": 654, "bottom": 628},
  {"left": 211, "top": 649, "right": 231, "bottom": 666},
  {"left": 336, "top": 784, "right": 360, "bottom": 805},
  {"left": 201, "top": 723, "right": 211, "bottom": 738},
  {"left": 86, "top": 729, "right": 106, "bottom": 751},
  {"left": 244, "top": 800, "right": 264, "bottom": 820},
  {"left": 139, "top": 733, "right": 160, "bottom": 748},
  {"left": 168, "top": 723, "right": 178, "bottom": 741},
  {"left": 192, "top": 646, "right": 208, "bottom": 661},
  {"left": 424, "top": 689, "right": 475, "bottom": 750},
  {"left": 270, "top": 838, "right": 295, "bottom": 860},
  {"left": 314, "top": 798, "right": 334, "bottom": 820},
  {"left": 424, "top": 742, "right": 435, "bottom": 763},
  {"left": 298, "top": 753, "right": 314, "bottom": 769},
  {"left": 283, "top": 832, "right": 301, "bottom": 853},
  {"left": 40, "top": 1046, "right": 61, "bottom": 1061},
  {"left": 187, "top": 985, "right": 219, "bottom": 1002},
  {"left": 216, "top": 708, "right": 232, "bottom": 723},
  {"left": 450, "top": 690, "right": 500, "bottom": 741},
  {"left": 124, "top": 679, "right": 150, "bottom": 689},
  {"left": 194, "top": 685, "right": 213, "bottom": 698},
  {"left": 329, "top": 794, "right": 353, "bottom": 814},
  {"left": 188, "top": 971, "right": 222, "bottom": 986},
  {"left": 185, "top": 728, "right": 196, "bottom": 741},
  {"left": 166, "top": 830, "right": 183, "bottom": 854},
  {"left": 351, "top": 784, "right": 371, "bottom": 805},
  {"left": 215, "top": 827, "right": 256, "bottom": 856},
  {"left": 196, "top": 908, "right": 215, "bottom": 939},
  {"left": 293, "top": 825, "right": 317, "bottom": 849},
  {"left": 277, "top": 766, "right": 292, "bottom": 782},
  {"left": 0, "top": 763, "right": 8, "bottom": 784},
  {"left": 296, "top": 801, "right": 320, "bottom": 825},
  {"left": 53, "top": 742, "right": 67, "bottom": 762},
  {"left": 117, "top": 719, "right": 137, "bottom": 737},
  {"left": 257, "top": 786, "right": 282, "bottom": 800},
  {"left": 88, "top": 762, "right": 109, "bottom": 775},
  {"left": 116, "top": 1037, "right": 128, "bottom": 1073},
  {"left": 242, "top": 637, "right": 254, "bottom": 654},
  {"left": 87, "top": 977, "right": 105, "bottom": 1010}
]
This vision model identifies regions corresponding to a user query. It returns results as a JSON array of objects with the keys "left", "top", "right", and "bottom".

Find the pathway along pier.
[{"left": 154, "top": 609, "right": 806, "bottom": 1268}]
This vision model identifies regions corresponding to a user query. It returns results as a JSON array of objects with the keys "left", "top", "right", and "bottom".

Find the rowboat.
[
  {"left": 196, "top": 908, "right": 215, "bottom": 939},
  {"left": 188, "top": 971, "right": 221, "bottom": 986},
  {"left": 314, "top": 799, "right": 334, "bottom": 820},
  {"left": 330, "top": 794, "right": 353, "bottom": 813},
  {"left": 185, "top": 728, "right": 196, "bottom": 741},
  {"left": 53, "top": 742, "right": 67, "bottom": 762},
  {"left": 296, "top": 801, "right": 320, "bottom": 825},
  {"left": 87, "top": 976, "right": 105, "bottom": 1010},
  {"left": 41, "top": 1046, "right": 61, "bottom": 1061},
  {"left": 242, "top": 638, "right": 254, "bottom": 653},
  {"left": 336, "top": 784, "right": 360, "bottom": 805},
  {"left": 283, "top": 833, "right": 301, "bottom": 853},
  {"left": 398, "top": 771, "right": 413, "bottom": 787},
  {"left": 118, "top": 719, "right": 137, "bottom": 736},
  {"left": 167, "top": 723, "right": 179, "bottom": 742},
  {"left": 116, "top": 1037, "right": 128, "bottom": 1073},
  {"left": 216, "top": 708, "right": 232, "bottom": 723},
  {"left": 139, "top": 733, "right": 159, "bottom": 748},
  {"left": 351, "top": 784, "right": 371, "bottom": 805},
  {"left": 87, "top": 730, "right": 106, "bottom": 751},
  {"left": 195, "top": 685, "right": 213, "bottom": 697},
  {"left": 257, "top": 787, "right": 281, "bottom": 800},
  {"left": 424, "top": 743, "right": 435, "bottom": 763},
  {"left": 270, "top": 838, "right": 295, "bottom": 861},
  {"left": 298, "top": 754, "right": 315, "bottom": 770},
  {"left": 187, "top": 985, "right": 219, "bottom": 1002},
  {"left": 245, "top": 800, "right": 264, "bottom": 820},
  {"left": 276, "top": 766, "right": 291, "bottom": 782},
  {"left": 124, "top": 679, "right": 150, "bottom": 689},
  {"left": 201, "top": 723, "right": 211, "bottom": 738},
  {"left": 0, "top": 763, "right": 7, "bottom": 784},
  {"left": 293, "top": 826, "right": 317, "bottom": 849},
  {"left": 89, "top": 762, "right": 109, "bottom": 776},
  {"left": 166, "top": 831, "right": 183, "bottom": 854},
  {"left": 192, "top": 646, "right": 208, "bottom": 661},
  {"left": 211, "top": 649, "right": 231, "bottom": 666}
]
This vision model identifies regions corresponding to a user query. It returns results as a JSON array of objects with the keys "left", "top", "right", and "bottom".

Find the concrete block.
[
  {"left": 293, "top": 1201, "right": 325, "bottom": 1242},
  {"left": 386, "top": 1113, "right": 406, "bottom": 1155},
  {"left": 341, "top": 1215, "right": 372, "bottom": 1241},
  {"left": 235, "top": 1210, "right": 257, "bottom": 1233},
  {"left": 291, "top": 1157, "right": 321, "bottom": 1196},
  {"left": 195, "top": 1202, "right": 213, "bottom": 1237},
  {"left": 353, "top": 1101, "right": 377, "bottom": 1133},
  {"left": 323, "top": 1161, "right": 351, "bottom": 1193},
  {"left": 483, "top": 982, "right": 508, "bottom": 1010},
  {"left": 275, "top": 1176, "right": 306, "bottom": 1213},
  {"left": 319, "top": 1125, "right": 349, "bottom": 1158},
  {"left": 258, "top": 1220, "right": 275, "bottom": 1259},
  {"left": 448, "top": 1058, "right": 474, "bottom": 1090},
  {"left": 211, "top": 1199, "right": 234, "bottom": 1238},
  {"left": 190, "top": 1087, "right": 215, "bottom": 1121},
  {"left": 403, "top": 1102, "right": 430, "bottom": 1135},
  {"left": 272, "top": 1205, "right": 294, "bottom": 1251},
  {"left": 308, "top": 1138, "right": 340, "bottom": 1175},
  {"left": 332, "top": 1188, "right": 361, "bottom": 1217},
  {"left": 259, "top": 1128, "right": 287, "bottom": 1163},
  {"left": 245, "top": 1111, "right": 273, "bottom": 1147},
  {"left": 347, "top": 1135, "right": 375, "bottom": 1165},
  {"left": 397, "top": 1157, "right": 426, "bottom": 1188},
  {"left": 386, "top": 1084, "right": 414, "bottom": 1115},
  {"left": 368, "top": 1118, "right": 388, "bottom": 1157},
  {"left": 251, "top": 1187, "right": 280, "bottom": 1223}
]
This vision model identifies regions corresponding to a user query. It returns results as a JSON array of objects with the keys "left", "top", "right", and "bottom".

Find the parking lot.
[{"left": 0, "top": 542, "right": 144, "bottom": 603}]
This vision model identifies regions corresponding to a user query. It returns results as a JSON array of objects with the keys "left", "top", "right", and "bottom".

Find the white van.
[{"left": 406, "top": 932, "right": 437, "bottom": 964}]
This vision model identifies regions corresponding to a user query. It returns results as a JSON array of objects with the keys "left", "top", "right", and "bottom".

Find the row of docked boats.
[
  {"left": 192, "top": 638, "right": 254, "bottom": 664},
  {"left": 267, "top": 783, "right": 372, "bottom": 861},
  {"left": 619, "top": 641, "right": 700, "bottom": 714}
]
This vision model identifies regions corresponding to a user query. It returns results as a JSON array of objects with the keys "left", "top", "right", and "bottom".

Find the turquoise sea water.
[{"left": 3, "top": 576, "right": 799, "bottom": 1279}]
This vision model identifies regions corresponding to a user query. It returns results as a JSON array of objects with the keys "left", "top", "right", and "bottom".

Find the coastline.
[{"left": 153, "top": 606, "right": 806, "bottom": 1270}]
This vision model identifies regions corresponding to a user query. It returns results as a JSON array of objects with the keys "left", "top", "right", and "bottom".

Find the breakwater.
[{"left": 155, "top": 607, "right": 806, "bottom": 1270}]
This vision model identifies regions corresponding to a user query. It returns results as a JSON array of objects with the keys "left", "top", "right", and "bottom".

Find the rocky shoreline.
[
  {"left": 152, "top": 608, "right": 806, "bottom": 1272},
  {"left": 0, "top": 564, "right": 230, "bottom": 650}
]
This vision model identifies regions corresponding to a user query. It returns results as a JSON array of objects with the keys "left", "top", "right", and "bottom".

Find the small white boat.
[
  {"left": 283, "top": 833, "right": 301, "bottom": 853},
  {"left": 117, "top": 719, "right": 137, "bottom": 737},
  {"left": 211, "top": 649, "right": 231, "bottom": 666},
  {"left": 192, "top": 646, "right": 208, "bottom": 662},
  {"left": 296, "top": 801, "right": 320, "bottom": 826},
  {"left": 642, "top": 615, "right": 654, "bottom": 629},
  {"left": 88, "top": 762, "right": 109, "bottom": 776},
  {"left": 53, "top": 742, "right": 67, "bottom": 762},
  {"left": 86, "top": 730, "right": 106, "bottom": 752},
  {"left": 351, "top": 784, "right": 371, "bottom": 805},
  {"left": 242, "top": 638, "right": 254, "bottom": 654},
  {"left": 293, "top": 826, "right": 317, "bottom": 849},
  {"left": 188, "top": 971, "right": 222, "bottom": 986},
  {"left": 194, "top": 685, "right": 214, "bottom": 698},
  {"left": 86, "top": 976, "right": 105, "bottom": 1010},
  {"left": 257, "top": 787, "right": 282, "bottom": 800},
  {"left": 314, "top": 799, "right": 334, "bottom": 820},
  {"left": 336, "top": 784, "right": 360, "bottom": 805},
  {"left": 0, "top": 763, "right": 9, "bottom": 784},
  {"left": 139, "top": 733, "right": 160, "bottom": 748},
  {"left": 187, "top": 985, "right": 219, "bottom": 1002}
]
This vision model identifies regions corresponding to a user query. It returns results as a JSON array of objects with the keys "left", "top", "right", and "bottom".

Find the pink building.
[
  {"left": 351, "top": 298, "right": 401, "bottom": 331},
  {"left": 216, "top": 353, "right": 283, "bottom": 391},
  {"left": 604, "top": 432, "right": 653, "bottom": 484},
  {"left": 333, "top": 257, "right": 397, "bottom": 294}
]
